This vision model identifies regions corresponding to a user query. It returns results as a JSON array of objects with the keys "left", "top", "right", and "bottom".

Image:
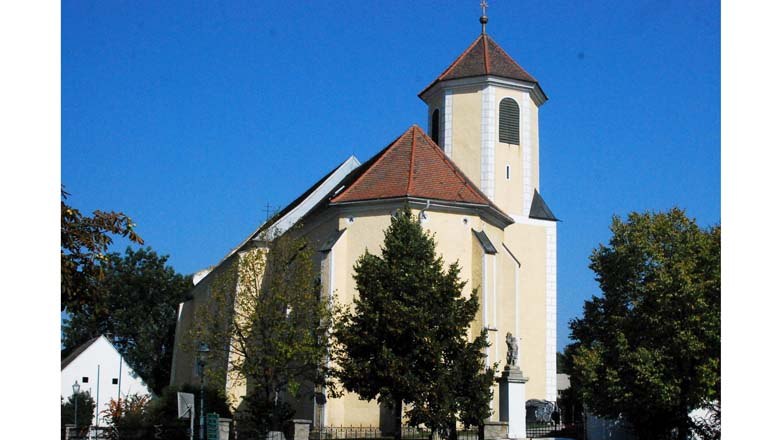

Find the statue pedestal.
[{"left": 498, "top": 366, "right": 528, "bottom": 439}]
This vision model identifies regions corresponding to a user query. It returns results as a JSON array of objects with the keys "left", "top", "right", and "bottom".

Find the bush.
[
  {"left": 101, "top": 394, "right": 151, "bottom": 439},
  {"left": 233, "top": 392, "right": 294, "bottom": 438},
  {"left": 61, "top": 391, "right": 96, "bottom": 428},
  {"left": 145, "top": 384, "right": 233, "bottom": 440}
]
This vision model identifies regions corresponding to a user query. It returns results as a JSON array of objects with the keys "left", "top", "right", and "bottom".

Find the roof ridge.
[
  {"left": 417, "top": 34, "right": 484, "bottom": 95},
  {"left": 482, "top": 34, "right": 490, "bottom": 75},
  {"left": 406, "top": 126, "right": 418, "bottom": 194},
  {"left": 419, "top": 34, "right": 543, "bottom": 99},
  {"left": 414, "top": 127, "right": 486, "bottom": 202},
  {"left": 485, "top": 34, "right": 537, "bottom": 83},
  {"left": 416, "top": 128, "right": 510, "bottom": 215},
  {"left": 438, "top": 35, "right": 483, "bottom": 80},
  {"left": 61, "top": 335, "right": 102, "bottom": 370},
  {"left": 331, "top": 128, "right": 411, "bottom": 203}
]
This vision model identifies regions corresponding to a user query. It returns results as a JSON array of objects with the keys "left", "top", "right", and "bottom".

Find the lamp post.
[
  {"left": 197, "top": 342, "right": 210, "bottom": 440},
  {"left": 72, "top": 381, "right": 81, "bottom": 428}
]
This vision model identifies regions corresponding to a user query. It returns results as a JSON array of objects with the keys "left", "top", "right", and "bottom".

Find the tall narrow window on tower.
[
  {"left": 499, "top": 98, "right": 520, "bottom": 145},
  {"left": 431, "top": 108, "right": 440, "bottom": 145}
]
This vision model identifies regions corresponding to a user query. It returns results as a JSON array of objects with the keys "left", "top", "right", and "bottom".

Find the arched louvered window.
[
  {"left": 499, "top": 98, "right": 520, "bottom": 145},
  {"left": 431, "top": 108, "right": 440, "bottom": 145}
]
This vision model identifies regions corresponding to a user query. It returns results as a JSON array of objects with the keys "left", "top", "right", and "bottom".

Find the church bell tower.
[
  {"left": 418, "top": 8, "right": 548, "bottom": 219},
  {"left": 418, "top": 5, "right": 559, "bottom": 403}
]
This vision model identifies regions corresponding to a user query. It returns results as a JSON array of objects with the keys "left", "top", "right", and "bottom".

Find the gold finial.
[{"left": 480, "top": 0, "right": 489, "bottom": 34}]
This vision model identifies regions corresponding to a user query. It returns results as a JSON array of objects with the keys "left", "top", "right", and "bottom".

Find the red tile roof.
[
  {"left": 420, "top": 34, "right": 539, "bottom": 97},
  {"left": 330, "top": 125, "right": 508, "bottom": 220}
]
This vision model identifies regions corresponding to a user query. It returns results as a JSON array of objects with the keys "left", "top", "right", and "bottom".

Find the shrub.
[
  {"left": 101, "top": 394, "right": 151, "bottom": 440},
  {"left": 61, "top": 391, "right": 96, "bottom": 428},
  {"left": 145, "top": 384, "right": 233, "bottom": 440}
]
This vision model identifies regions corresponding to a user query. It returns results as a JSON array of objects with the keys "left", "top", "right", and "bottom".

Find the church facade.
[{"left": 171, "top": 24, "right": 558, "bottom": 428}]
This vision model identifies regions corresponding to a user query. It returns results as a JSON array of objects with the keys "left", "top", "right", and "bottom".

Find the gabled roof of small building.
[
  {"left": 330, "top": 125, "right": 512, "bottom": 225},
  {"left": 419, "top": 33, "right": 542, "bottom": 97},
  {"left": 61, "top": 336, "right": 102, "bottom": 370}
]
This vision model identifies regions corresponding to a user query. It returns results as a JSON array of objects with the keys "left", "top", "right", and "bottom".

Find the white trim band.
[
  {"left": 545, "top": 223, "right": 557, "bottom": 401},
  {"left": 481, "top": 85, "right": 496, "bottom": 200},
  {"left": 522, "top": 94, "right": 532, "bottom": 216},
  {"left": 444, "top": 89, "right": 453, "bottom": 157}
]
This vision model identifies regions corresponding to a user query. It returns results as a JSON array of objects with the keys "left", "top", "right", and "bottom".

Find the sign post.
[
  {"left": 206, "top": 413, "right": 219, "bottom": 440},
  {"left": 177, "top": 392, "right": 196, "bottom": 440}
]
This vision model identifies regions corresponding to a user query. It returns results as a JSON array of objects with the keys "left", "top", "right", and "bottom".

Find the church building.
[{"left": 171, "top": 11, "right": 558, "bottom": 429}]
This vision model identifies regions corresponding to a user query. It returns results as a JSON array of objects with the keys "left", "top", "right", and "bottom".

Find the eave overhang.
[
  {"left": 419, "top": 75, "right": 548, "bottom": 107},
  {"left": 329, "top": 196, "right": 515, "bottom": 230}
]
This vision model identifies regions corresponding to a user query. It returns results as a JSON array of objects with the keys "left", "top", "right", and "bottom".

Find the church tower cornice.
[{"left": 419, "top": 74, "right": 547, "bottom": 108}]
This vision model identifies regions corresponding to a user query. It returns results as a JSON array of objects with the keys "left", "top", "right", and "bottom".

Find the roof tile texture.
[
  {"left": 420, "top": 34, "right": 538, "bottom": 96},
  {"left": 330, "top": 125, "right": 492, "bottom": 206}
]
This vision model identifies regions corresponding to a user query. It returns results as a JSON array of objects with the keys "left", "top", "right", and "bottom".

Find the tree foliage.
[
  {"left": 61, "top": 390, "right": 96, "bottom": 429},
  {"left": 101, "top": 393, "right": 152, "bottom": 439},
  {"left": 568, "top": 208, "right": 720, "bottom": 440},
  {"left": 62, "top": 247, "right": 192, "bottom": 394},
  {"left": 145, "top": 384, "right": 233, "bottom": 440},
  {"left": 332, "top": 206, "right": 495, "bottom": 440},
  {"left": 78, "top": 386, "right": 232, "bottom": 440},
  {"left": 190, "top": 232, "right": 332, "bottom": 436},
  {"left": 61, "top": 188, "right": 144, "bottom": 312}
]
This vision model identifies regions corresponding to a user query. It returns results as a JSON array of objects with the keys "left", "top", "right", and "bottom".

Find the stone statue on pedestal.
[
  {"left": 499, "top": 332, "right": 528, "bottom": 438},
  {"left": 505, "top": 332, "right": 519, "bottom": 367}
]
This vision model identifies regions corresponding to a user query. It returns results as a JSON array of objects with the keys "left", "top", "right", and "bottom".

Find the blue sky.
[{"left": 62, "top": 0, "right": 720, "bottom": 352}]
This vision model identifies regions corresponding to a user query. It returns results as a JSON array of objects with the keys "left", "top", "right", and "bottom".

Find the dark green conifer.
[{"left": 333, "top": 206, "right": 495, "bottom": 440}]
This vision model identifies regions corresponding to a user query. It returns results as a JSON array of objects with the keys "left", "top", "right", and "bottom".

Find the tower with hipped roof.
[{"left": 418, "top": 9, "right": 558, "bottom": 403}]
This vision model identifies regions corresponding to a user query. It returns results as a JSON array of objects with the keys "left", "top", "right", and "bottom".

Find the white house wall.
[{"left": 61, "top": 336, "right": 151, "bottom": 426}]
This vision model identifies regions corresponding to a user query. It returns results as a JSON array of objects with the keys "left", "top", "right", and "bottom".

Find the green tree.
[
  {"left": 61, "top": 188, "right": 144, "bottom": 312},
  {"left": 62, "top": 247, "right": 192, "bottom": 394},
  {"left": 568, "top": 208, "right": 720, "bottom": 440},
  {"left": 61, "top": 391, "right": 96, "bottom": 429},
  {"left": 333, "top": 206, "right": 495, "bottom": 440},
  {"left": 190, "top": 232, "right": 332, "bottom": 437},
  {"left": 145, "top": 385, "right": 233, "bottom": 440},
  {"left": 556, "top": 352, "right": 568, "bottom": 374},
  {"left": 101, "top": 393, "right": 152, "bottom": 439}
]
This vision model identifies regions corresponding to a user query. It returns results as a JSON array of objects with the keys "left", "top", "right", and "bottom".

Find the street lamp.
[
  {"left": 197, "top": 342, "right": 210, "bottom": 440},
  {"left": 72, "top": 381, "right": 81, "bottom": 428}
]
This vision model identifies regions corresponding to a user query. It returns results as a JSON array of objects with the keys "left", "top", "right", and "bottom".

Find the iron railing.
[
  {"left": 526, "top": 421, "right": 583, "bottom": 439},
  {"left": 309, "top": 426, "right": 478, "bottom": 440},
  {"left": 63, "top": 424, "right": 192, "bottom": 440}
]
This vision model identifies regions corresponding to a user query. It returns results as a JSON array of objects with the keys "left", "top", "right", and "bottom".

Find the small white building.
[{"left": 61, "top": 335, "right": 152, "bottom": 425}]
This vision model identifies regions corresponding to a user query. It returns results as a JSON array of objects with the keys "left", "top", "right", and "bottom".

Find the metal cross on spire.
[{"left": 480, "top": 0, "right": 489, "bottom": 34}]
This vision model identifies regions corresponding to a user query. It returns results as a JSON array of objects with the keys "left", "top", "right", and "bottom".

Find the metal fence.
[
  {"left": 526, "top": 422, "right": 583, "bottom": 439},
  {"left": 309, "top": 426, "right": 478, "bottom": 440},
  {"left": 64, "top": 424, "right": 192, "bottom": 440}
]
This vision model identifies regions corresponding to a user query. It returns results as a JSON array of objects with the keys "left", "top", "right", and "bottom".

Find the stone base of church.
[{"left": 498, "top": 366, "right": 528, "bottom": 439}]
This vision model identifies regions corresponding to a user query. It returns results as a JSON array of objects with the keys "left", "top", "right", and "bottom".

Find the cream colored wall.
[
  {"left": 430, "top": 83, "right": 550, "bottom": 404},
  {"left": 470, "top": 229, "right": 485, "bottom": 341},
  {"left": 170, "top": 298, "right": 196, "bottom": 387},
  {"left": 450, "top": 86, "right": 483, "bottom": 186},
  {"left": 170, "top": 214, "right": 342, "bottom": 414},
  {"left": 425, "top": 85, "right": 541, "bottom": 217},
  {"left": 492, "top": 90, "right": 540, "bottom": 216},
  {"left": 503, "top": 222, "right": 549, "bottom": 401},
  {"left": 493, "top": 138, "right": 522, "bottom": 215},
  {"left": 172, "top": 203, "right": 552, "bottom": 424},
  {"left": 426, "top": 91, "right": 444, "bottom": 143},
  {"left": 170, "top": 254, "right": 239, "bottom": 395},
  {"left": 323, "top": 205, "right": 497, "bottom": 426}
]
